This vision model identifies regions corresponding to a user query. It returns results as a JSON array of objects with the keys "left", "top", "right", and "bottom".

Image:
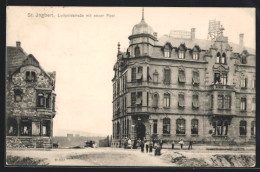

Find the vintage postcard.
[{"left": 6, "top": 6, "right": 256, "bottom": 167}]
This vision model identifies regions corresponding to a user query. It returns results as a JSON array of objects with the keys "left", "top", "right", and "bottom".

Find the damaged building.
[
  {"left": 112, "top": 11, "right": 255, "bottom": 147},
  {"left": 6, "top": 41, "right": 56, "bottom": 148}
]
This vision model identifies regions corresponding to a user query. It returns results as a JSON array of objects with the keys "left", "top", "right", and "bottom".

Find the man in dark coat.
[
  {"left": 140, "top": 140, "right": 144, "bottom": 152},
  {"left": 188, "top": 140, "right": 193, "bottom": 150}
]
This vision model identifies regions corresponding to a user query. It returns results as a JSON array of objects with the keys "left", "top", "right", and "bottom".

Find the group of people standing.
[{"left": 171, "top": 139, "right": 193, "bottom": 150}]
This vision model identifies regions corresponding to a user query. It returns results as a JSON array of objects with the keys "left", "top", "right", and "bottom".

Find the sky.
[{"left": 6, "top": 7, "right": 255, "bottom": 136}]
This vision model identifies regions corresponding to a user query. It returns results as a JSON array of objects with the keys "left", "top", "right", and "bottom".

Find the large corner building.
[
  {"left": 6, "top": 42, "right": 56, "bottom": 148},
  {"left": 112, "top": 11, "right": 255, "bottom": 147}
]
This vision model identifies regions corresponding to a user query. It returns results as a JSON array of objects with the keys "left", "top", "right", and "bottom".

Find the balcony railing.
[{"left": 208, "top": 84, "right": 234, "bottom": 90}]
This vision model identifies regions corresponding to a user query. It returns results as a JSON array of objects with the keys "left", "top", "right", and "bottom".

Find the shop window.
[
  {"left": 176, "top": 119, "right": 186, "bottom": 134},
  {"left": 14, "top": 89, "right": 23, "bottom": 102},
  {"left": 32, "top": 121, "right": 40, "bottom": 136},
  {"left": 240, "top": 98, "right": 247, "bottom": 111},
  {"left": 251, "top": 121, "right": 255, "bottom": 136},
  {"left": 192, "top": 95, "right": 199, "bottom": 109},
  {"left": 178, "top": 70, "right": 186, "bottom": 83},
  {"left": 134, "top": 47, "right": 140, "bottom": 57},
  {"left": 178, "top": 94, "right": 185, "bottom": 109},
  {"left": 7, "top": 118, "right": 18, "bottom": 136},
  {"left": 20, "top": 119, "right": 32, "bottom": 136},
  {"left": 164, "top": 93, "right": 170, "bottom": 108},
  {"left": 192, "top": 71, "right": 200, "bottom": 85},
  {"left": 25, "top": 71, "right": 37, "bottom": 82},
  {"left": 163, "top": 118, "right": 170, "bottom": 134},
  {"left": 164, "top": 68, "right": 171, "bottom": 84},
  {"left": 153, "top": 93, "right": 159, "bottom": 108},
  {"left": 191, "top": 119, "right": 198, "bottom": 135},
  {"left": 240, "top": 120, "right": 247, "bottom": 136}
]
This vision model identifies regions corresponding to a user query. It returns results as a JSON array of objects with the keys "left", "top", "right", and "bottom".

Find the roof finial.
[
  {"left": 142, "top": 7, "right": 144, "bottom": 21},
  {"left": 117, "top": 42, "right": 120, "bottom": 52}
]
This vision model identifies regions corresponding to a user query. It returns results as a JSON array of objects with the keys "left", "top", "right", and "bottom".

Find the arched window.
[
  {"left": 153, "top": 93, "right": 159, "bottom": 108},
  {"left": 163, "top": 118, "right": 170, "bottom": 134},
  {"left": 153, "top": 70, "right": 159, "bottom": 83},
  {"left": 240, "top": 97, "right": 247, "bottom": 111},
  {"left": 251, "top": 121, "right": 255, "bottom": 136},
  {"left": 178, "top": 46, "right": 185, "bottom": 59},
  {"left": 192, "top": 48, "right": 199, "bottom": 60},
  {"left": 216, "top": 52, "right": 221, "bottom": 63},
  {"left": 176, "top": 119, "right": 186, "bottom": 134},
  {"left": 14, "top": 89, "right": 23, "bottom": 102},
  {"left": 221, "top": 53, "right": 226, "bottom": 64},
  {"left": 134, "top": 46, "right": 140, "bottom": 57},
  {"left": 192, "top": 94, "right": 199, "bottom": 109},
  {"left": 240, "top": 120, "right": 247, "bottom": 136},
  {"left": 191, "top": 119, "right": 198, "bottom": 135},
  {"left": 216, "top": 120, "right": 223, "bottom": 135},
  {"left": 164, "top": 93, "right": 170, "bottom": 108},
  {"left": 164, "top": 44, "right": 171, "bottom": 58},
  {"left": 25, "top": 71, "right": 37, "bottom": 82}
]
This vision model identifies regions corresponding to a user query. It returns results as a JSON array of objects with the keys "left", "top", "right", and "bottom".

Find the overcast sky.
[{"left": 6, "top": 7, "right": 255, "bottom": 136}]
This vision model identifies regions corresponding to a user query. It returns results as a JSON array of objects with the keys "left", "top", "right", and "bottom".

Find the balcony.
[{"left": 208, "top": 84, "right": 234, "bottom": 90}]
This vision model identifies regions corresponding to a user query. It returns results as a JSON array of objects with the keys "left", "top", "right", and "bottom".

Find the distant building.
[
  {"left": 6, "top": 41, "right": 56, "bottom": 148},
  {"left": 112, "top": 10, "right": 255, "bottom": 147}
]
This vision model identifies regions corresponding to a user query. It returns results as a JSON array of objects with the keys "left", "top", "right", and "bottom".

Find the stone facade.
[
  {"left": 112, "top": 14, "right": 255, "bottom": 147},
  {"left": 6, "top": 42, "right": 56, "bottom": 148}
]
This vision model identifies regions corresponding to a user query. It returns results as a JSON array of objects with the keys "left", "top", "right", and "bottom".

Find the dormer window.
[
  {"left": 178, "top": 48, "right": 185, "bottom": 59},
  {"left": 192, "top": 46, "right": 200, "bottom": 60},
  {"left": 25, "top": 71, "right": 36, "bottom": 82},
  {"left": 134, "top": 46, "right": 140, "bottom": 57},
  {"left": 241, "top": 51, "right": 248, "bottom": 64},
  {"left": 164, "top": 50, "right": 170, "bottom": 58},
  {"left": 163, "top": 44, "right": 172, "bottom": 58}
]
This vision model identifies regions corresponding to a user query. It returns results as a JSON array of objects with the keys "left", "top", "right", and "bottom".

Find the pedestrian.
[
  {"left": 149, "top": 141, "right": 153, "bottom": 153},
  {"left": 179, "top": 139, "right": 184, "bottom": 150},
  {"left": 172, "top": 140, "right": 175, "bottom": 149},
  {"left": 128, "top": 138, "right": 131, "bottom": 149},
  {"left": 140, "top": 140, "right": 144, "bottom": 152},
  {"left": 188, "top": 140, "right": 193, "bottom": 150},
  {"left": 133, "top": 139, "right": 137, "bottom": 149},
  {"left": 145, "top": 141, "right": 149, "bottom": 153},
  {"left": 159, "top": 138, "right": 163, "bottom": 147}
]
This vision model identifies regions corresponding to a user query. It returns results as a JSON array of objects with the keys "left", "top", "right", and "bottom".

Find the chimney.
[
  {"left": 239, "top": 33, "right": 244, "bottom": 49},
  {"left": 16, "top": 41, "right": 21, "bottom": 48},
  {"left": 191, "top": 28, "right": 196, "bottom": 40},
  {"left": 153, "top": 32, "right": 157, "bottom": 38}
]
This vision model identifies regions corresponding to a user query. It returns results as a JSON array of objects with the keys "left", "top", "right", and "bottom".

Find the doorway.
[{"left": 136, "top": 123, "right": 146, "bottom": 140}]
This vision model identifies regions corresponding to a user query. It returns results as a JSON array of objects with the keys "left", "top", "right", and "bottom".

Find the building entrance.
[{"left": 136, "top": 123, "right": 146, "bottom": 140}]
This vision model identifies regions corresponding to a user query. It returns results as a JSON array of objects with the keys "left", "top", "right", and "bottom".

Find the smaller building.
[{"left": 6, "top": 41, "right": 56, "bottom": 148}]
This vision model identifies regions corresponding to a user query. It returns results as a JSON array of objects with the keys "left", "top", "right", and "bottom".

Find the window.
[
  {"left": 7, "top": 118, "right": 18, "bottom": 136},
  {"left": 131, "top": 92, "right": 136, "bottom": 107},
  {"left": 240, "top": 120, "right": 247, "bottom": 136},
  {"left": 221, "top": 53, "right": 226, "bottom": 64},
  {"left": 52, "top": 96, "right": 56, "bottom": 111},
  {"left": 220, "top": 73, "right": 227, "bottom": 85},
  {"left": 241, "top": 98, "right": 247, "bottom": 111},
  {"left": 163, "top": 118, "right": 170, "bottom": 134},
  {"left": 218, "top": 95, "right": 224, "bottom": 109},
  {"left": 178, "top": 70, "right": 186, "bottom": 83},
  {"left": 191, "top": 119, "right": 198, "bottom": 135},
  {"left": 25, "top": 71, "right": 36, "bottom": 82},
  {"left": 178, "top": 46, "right": 185, "bottom": 59},
  {"left": 134, "top": 47, "right": 140, "bottom": 57},
  {"left": 192, "top": 71, "right": 199, "bottom": 85},
  {"left": 192, "top": 50, "right": 199, "bottom": 60},
  {"left": 214, "top": 73, "right": 227, "bottom": 85},
  {"left": 252, "top": 98, "right": 256, "bottom": 111},
  {"left": 192, "top": 95, "right": 199, "bottom": 109},
  {"left": 116, "top": 122, "right": 120, "bottom": 139},
  {"left": 37, "top": 92, "right": 51, "bottom": 108},
  {"left": 32, "top": 121, "right": 40, "bottom": 136},
  {"left": 153, "top": 70, "right": 158, "bottom": 83},
  {"left": 147, "top": 67, "right": 152, "bottom": 83},
  {"left": 216, "top": 52, "right": 221, "bottom": 63},
  {"left": 223, "top": 121, "right": 228, "bottom": 135},
  {"left": 136, "top": 67, "right": 143, "bottom": 82},
  {"left": 153, "top": 120, "right": 158, "bottom": 134},
  {"left": 164, "top": 50, "right": 170, "bottom": 58},
  {"left": 241, "top": 78, "right": 247, "bottom": 89},
  {"left": 164, "top": 68, "right": 171, "bottom": 84},
  {"left": 153, "top": 93, "right": 159, "bottom": 108},
  {"left": 178, "top": 94, "right": 185, "bottom": 108},
  {"left": 241, "top": 54, "right": 247, "bottom": 64},
  {"left": 14, "top": 89, "right": 23, "bottom": 102},
  {"left": 164, "top": 93, "right": 170, "bottom": 108},
  {"left": 224, "top": 95, "right": 231, "bottom": 109},
  {"left": 252, "top": 79, "right": 256, "bottom": 89},
  {"left": 251, "top": 121, "right": 255, "bottom": 136},
  {"left": 136, "top": 92, "right": 142, "bottom": 107},
  {"left": 131, "top": 68, "right": 136, "bottom": 82},
  {"left": 176, "top": 119, "right": 186, "bottom": 134}
]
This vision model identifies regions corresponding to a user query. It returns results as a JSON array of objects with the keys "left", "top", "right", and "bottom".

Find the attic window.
[
  {"left": 164, "top": 44, "right": 171, "bottom": 58},
  {"left": 178, "top": 46, "right": 185, "bottom": 59},
  {"left": 192, "top": 47, "right": 200, "bottom": 60},
  {"left": 25, "top": 71, "right": 36, "bottom": 82}
]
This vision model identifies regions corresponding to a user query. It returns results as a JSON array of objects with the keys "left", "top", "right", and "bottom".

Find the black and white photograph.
[{"left": 5, "top": 6, "right": 256, "bottom": 167}]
